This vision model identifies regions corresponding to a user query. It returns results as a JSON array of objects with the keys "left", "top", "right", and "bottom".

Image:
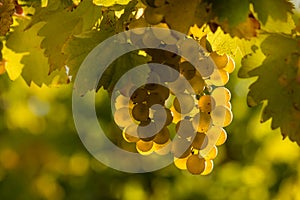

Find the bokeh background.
[{"left": 1, "top": 51, "right": 300, "bottom": 200}]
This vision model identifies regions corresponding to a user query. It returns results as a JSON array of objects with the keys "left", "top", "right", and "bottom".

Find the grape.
[
  {"left": 154, "top": 139, "right": 171, "bottom": 155},
  {"left": 132, "top": 103, "right": 150, "bottom": 121},
  {"left": 171, "top": 137, "right": 192, "bottom": 158},
  {"left": 192, "top": 112, "right": 212, "bottom": 133},
  {"left": 170, "top": 106, "right": 181, "bottom": 124},
  {"left": 201, "top": 160, "right": 214, "bottom": 175},
  {"left": 150, "top": 84, "right": 170, "bottom": 100},
  {"left": 122, "top": 124, "right": 139, "bottom": 143},
  {"left": 114, "top": 107, "right": 133, "bottom": 127},
  {"left": 209, "top": 51, "right": 229, "bottom": 69},
  {"left": 195, "top": 58, "right": 215, "bottom": 77},
  {"left": 198, "top": 95, "right": 216, "bottom": 113},
  {"left": 211, "top": 87, "right": 231, "bottom": 107},
  {"left": 192, "top": 132, "right": 208, "bottom": 150},
  {"left": 208, "top": 69, "right": 229, "bottom": 86},
  {"left": 137, "top": 119, "right": 157, "bottom": 141},
  {"left": 144, "top": 7, "right": 164, "bottom": 25},
  {"left": 215, "top": 128, "right": 227, "bottom": 146},
  {"left": 186, "top": 154, "right": 205, "bottom": 175},
  {"left": 211, "top": 105, "right": 233, "bottom": 127},
  {"left": 174, "top": 156, "right": 189, "bottom": 170},
  {"left": 146, "top": 92, "right": 165, "bottom": 107},
  {"left": 179, "top": 38, "right": 199, "bottom": 60},
  {"left": 206, "top": 126, "right": 227, "bottom": 146},
  {"left": 187, "top": 75, "right": 205, "bottom": 94},
  {"left": 167, "top": 75, "right": 187, "bottom": 94},
  {"left": 130, "top": 87, "right": 149, "bottom": 103},
  {"left": 175, "top": 119, "right": 196, "bottom": 138},
  {"left": 179, "top": 61, "right": 196, "bottom": 80},
  {"left": 153, "top": 126, "right": 170, "bottom": 144},
  {"left": 153, "top": 107, "right": 173, "bottom": 126},
  {"left": 200, "top": 145, "right": 218, "bottom": 160},
  {"left": 173, "top": 93, "right": 195, "bottom": 114},
  {"left": 142, "top": 29, "right": 161, "bottom": 48},
  {"left": 223, "top": 56, "right": 235, "bottom": 73},
  {"left": 128, "top": 18, "right": 148, "bottom": 35},
  {"left": 136, "top": 140, "right": 154, "bottom": 155},
  {"left": 145, "top": 72, "right": 161, "bottom": 90},
  {"left": 114, "top": 94, "right": 133, "bottom": 110}
]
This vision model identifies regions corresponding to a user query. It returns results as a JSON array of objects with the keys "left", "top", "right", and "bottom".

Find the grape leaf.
[
  {"left": 251, "top": 0, "right": 294, "bottom": 25},
  {"left": 6, "top": 18, "right": 69, "bottom": 86},
  {"left": 164, "top": 0, "right": 208, "bottom": 33},
  {"left": 241, "top": 34, "right": 300, "bottom": 145},
  {"left": 37, "top": 0, "right": 102, "bottom": 73},
  {"left": 62, "top": 29, "right": 115, "bottom": 75},
  {"left": 208, "top": 0, "right": 249, "bottom": 28}
]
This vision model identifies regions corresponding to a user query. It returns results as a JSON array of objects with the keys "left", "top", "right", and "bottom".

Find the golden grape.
[
  {"left": 186, "top": 154, "right": 205, "bottom": 175},
  {"left": 210, "top": 51, "right": 229, "bottom": 69},
  {"left": 132, "top": 103, "right": 150, "bottom": 121},
  {"left": 211, "top": 105, "right": 233, "bottom": 127},
  {"left": 198, "top": 95, "right": 216, "bottom": 113}
]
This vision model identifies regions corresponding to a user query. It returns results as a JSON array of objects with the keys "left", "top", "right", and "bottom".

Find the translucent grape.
[
  {"left": 206, "top": 126, "right": 227, "bottom": 146},
  {"left": 223, "top": 56, "right": 235, "bottom": 73},
  {"left": 210, "top": 51, "right": 229, "bottom": 69},
  {"left": 198, "top": 95, "right": 216, "bottom": 113},
  {"left": 153, "top": 126, "right": 170, "bottom": 144},
  {"left": 179, "top": 61, "right": 196, "bottom": 80},
  {"left": 146, "top": 92, "right": 165, "bottom": 107},
  {"left": 200, "top": 145, "right": 218, "bottom": 160},
  {"left": 192, "top": 112, "right": 212, "bottom": 133},
  {"left": 196, "top": 58, "right": 215, "bottom": 77},
  {"left": 136, "top": 140, "right": 154, "bottom": 155},
  {"left": 192, "top": 132, "right": 208, "bottom": 150},
  {"left": 201, "top": 159, "right": 214, "bottom": 175},
  {"left": 150, "top": 84, "right": 170, "bottom": 100},
  {"left": 186, "top": 154, "right": 205, "bottom": 174},
  {"left": 132, "top": 103, "right": 150, "bottom": 121},
  {"left": 137, "top": 120, "right": 157, "bottom": 141},
  {"left": 154, "top": 139, "right": 171, "bottom": 155},
  {"left": 211, "top": 87, "right": 231, "bottom": 107},
  {"left": 114, "top": 107, "right": 133, "bottom": 127},
  {"left": 153, "top": 107, "right": 173, "bottom": 126},
  {"left": 122, "top": 124, "right": 139, "bottom": 143},
  {"left": 208, "top": 69, "right": 229, "bottom": 86},
  {"left": 211, "top": 105, "right": 233, "bottom": 127},
  {"left": 175, "top": 119, "right": 196, "bottom": 138},
  {"left": 187, "top": 75, "right": 205, "bottom": 94},
  {"left": 130, "top": 87, "right": 148, "bottom": 103},
  {"left": 171, "top": 137, "right": 192, "bottom": 158},
  {"left": 174, "top": 156, "right": 190, "bottom": 170},
  {"left": 167, "top": 75, "right": 188, "bottom": 94},
  {"left": 114, "top": 94, "right": 133, "bottom": 110},
  {"left": 173, "top": 93, "right": 195, "bottom": 114}
]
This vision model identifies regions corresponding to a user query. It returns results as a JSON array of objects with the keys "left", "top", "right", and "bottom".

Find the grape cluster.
[{"left": 111, "top": 9, "right": 235, "bottom": 174}]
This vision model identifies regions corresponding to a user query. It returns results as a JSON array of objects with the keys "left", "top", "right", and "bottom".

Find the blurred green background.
[{"left": 0, "top": 58, "right": 300, "bottom": 200}]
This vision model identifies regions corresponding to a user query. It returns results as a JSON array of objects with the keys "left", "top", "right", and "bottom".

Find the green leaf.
[
  {"left": 99, "top": 51, "right": 151, "bottom": 93},
  {"left": 6, "top": 18, "right": 69, "bottom": 86},
  {"left": 251, "top": 0, "right": 294, "bottom": 25},
  {"left": 37, "top": 0, "right": 102, "bottom": 72},
  {"left": 62, "top": 29, "right": 115, "bottom": 75},
  {"left": 209, "top": 0, "right": 249, "bottom": 28},
  {"left": 245, "top": 34, "right": 300, "bottom": 145}
]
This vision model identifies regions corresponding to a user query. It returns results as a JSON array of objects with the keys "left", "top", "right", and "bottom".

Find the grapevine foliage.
[{"left": 240, "top": 34, "right": 300, "bottom": 145}]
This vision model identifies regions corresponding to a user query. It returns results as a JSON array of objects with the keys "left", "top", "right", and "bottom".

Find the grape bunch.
[{"left": 111, "top": 12, "right": 235, "bottom": 174}]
